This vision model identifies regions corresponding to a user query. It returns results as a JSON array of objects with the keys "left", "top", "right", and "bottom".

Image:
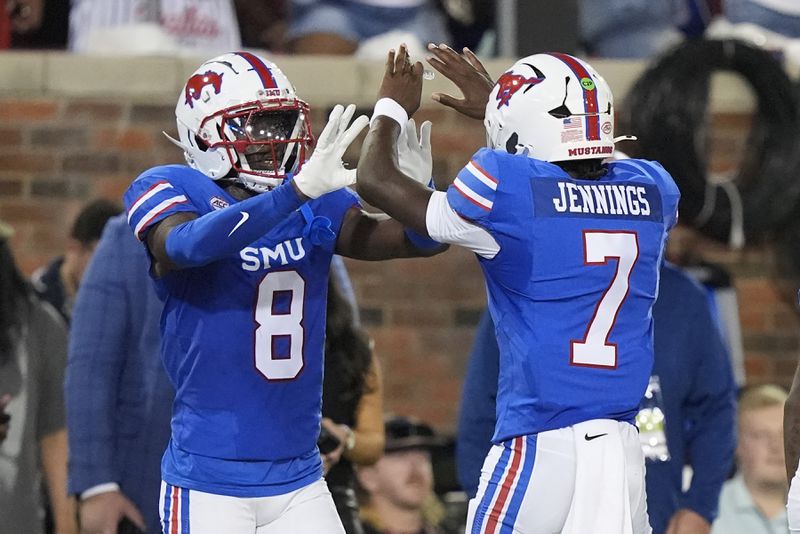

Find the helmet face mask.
[
  {"left": 484, "top": 53, "right": 616, "bottom": 163},
  {"left": 211, "top": 100, "right": 311, "bottom": 180},
  {"left": 175, "top": 52, "right": 314, "bottom": 193}
]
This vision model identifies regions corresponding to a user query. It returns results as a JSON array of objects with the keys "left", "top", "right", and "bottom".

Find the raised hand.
[
  {"left": 426, "top": 43, "right": 494, "bottom": 120},
  {"left": 397, "top": 118, "right": 433, "bottom": 186},
  {"left": 293, "top": 104, "right": 369, "bottom": 199},
  {"left": 378, "top": 44, "right": 424, "bottom": 117}
]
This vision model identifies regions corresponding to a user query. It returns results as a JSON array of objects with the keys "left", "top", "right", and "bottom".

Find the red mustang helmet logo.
[
  {"left": 184, "top": 71, "right": 224, "bottom": 108},
  {"left": 495, "top": 71, "right": 544, "bottom": 109}
]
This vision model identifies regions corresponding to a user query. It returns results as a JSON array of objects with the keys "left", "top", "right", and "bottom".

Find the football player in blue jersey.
[
  {"left": 123, "top": 51, "right": 445, "bottom": 534},
  {"left": 358, "top": 45, "right": 681, "bottom": 534}
]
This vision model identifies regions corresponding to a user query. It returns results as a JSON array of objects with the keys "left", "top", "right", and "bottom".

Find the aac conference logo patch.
[{"left": 210, "top": 196, "right": 229, "bottom": 210}]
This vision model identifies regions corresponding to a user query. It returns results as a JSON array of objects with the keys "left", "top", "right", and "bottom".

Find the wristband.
[
  {"left": 371, "top": 98, "right": 408, "bottom": 133},
  {"left": 80, "top": 482, "right": 120, "bottom": 501},
  {"left": 343, "top": 425, "right": 356, "bottom": 451}
]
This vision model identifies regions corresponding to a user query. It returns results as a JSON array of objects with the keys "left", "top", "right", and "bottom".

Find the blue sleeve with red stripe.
[
  {"left": 446, "top": 148, "right": 501, "bottom": 226},
  {"left": 124, "top": 166, "right": 198, "bottom": 241}
]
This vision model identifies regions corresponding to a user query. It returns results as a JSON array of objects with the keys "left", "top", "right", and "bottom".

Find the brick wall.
[{"left": 1, "top": 57, "right": 798, "bottom": 432}]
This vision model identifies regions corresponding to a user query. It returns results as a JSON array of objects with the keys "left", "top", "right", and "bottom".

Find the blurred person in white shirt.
[
  {"left": 69, "top": 0, "right": 241, "bottom": 55},
  {"left": 713, "top": 385, "right": 789, "bottom": 534}
]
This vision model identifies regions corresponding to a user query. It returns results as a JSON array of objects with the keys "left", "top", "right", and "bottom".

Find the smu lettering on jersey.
[
  {"left": 447, "top": 148, "right": 680, "bottom": 443},
  {"left": 124, "top": 165, "right": 359, "bottom": 497}
]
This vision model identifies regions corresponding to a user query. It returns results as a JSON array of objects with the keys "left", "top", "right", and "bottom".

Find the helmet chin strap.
[
  {"left": 237, "top": 169, "right": 285, "bottom": 193},
  {"left": 613, "top": 135, "right": 638, "bottom": 143}
]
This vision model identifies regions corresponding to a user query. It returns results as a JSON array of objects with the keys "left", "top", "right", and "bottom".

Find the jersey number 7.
[{"left": 571, "top": 231, "right": 639, "bottom": 369}]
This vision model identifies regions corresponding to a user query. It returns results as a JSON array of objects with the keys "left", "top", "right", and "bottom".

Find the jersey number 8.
[{"left": 254, "top": 270, "right": 306, "bottom": 380}]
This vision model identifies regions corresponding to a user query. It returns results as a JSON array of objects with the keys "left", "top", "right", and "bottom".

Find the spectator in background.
[
  {"left": 287, "top": 0, "right": 449, "bottom": 56},
  {"left": 665, "top": 223, "right": 747, "bottom": 385},
  {"left": 356, "top": 416, "right": 449, "bottom": 534},
  {"left": 713, "top": 385, "right": 789, "bottom": 534},
  {"left": 0, "top": 0, "right": 9, "bottom": 47},
  {"left": 234, "top": 0, "right": 290, "bottom": 51},
  {"left": 322, "top": 271, "right": 385, "bottom": 534},
  {"left": 65, "top": 214, "right": 171, "bottom": 534},
  {"left": 643, "top": 263, "right": 736, "bottom": 534},
  {"left": 2, "top": 0, "right": 46, "bottom": 48},
  {"left": 0, "top": 222, "right": 77, "bottom": 534},
  {"left": 12, "top": 0, "right": 68, "bottom": 49},
  {"left": 457, "top": 262, "right": 737, "bottom": 534},
  {"left": 436, "top": 0, "right": 493, "bottom": 51},
  {"left": 68, "top": 0, "right": 241, "bottom": 55},
  {"left": 578, "top": 0, "right": 686, "bottom": 58},
  {"left": 723, "top": 0, "right": 800, "bottom": 39},
  {"left": 31, "top": 198, "right": 121, "bottom": 324}
]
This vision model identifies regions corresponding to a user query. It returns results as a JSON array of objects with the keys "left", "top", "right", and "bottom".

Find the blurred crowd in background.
[
  {"left": 0, "top": 0, "right": 797, "bottom": 62},
  {"left": 2, "top": 1, "right": 800, "bottom": 534}
]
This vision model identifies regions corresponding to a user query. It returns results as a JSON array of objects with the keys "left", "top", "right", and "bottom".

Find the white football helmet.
[
  {"left": 484, "top": 53, "right": 615, "bottom": 162},
  {"left": 172, "top": 52, "right": 313, "bottom": 192}
]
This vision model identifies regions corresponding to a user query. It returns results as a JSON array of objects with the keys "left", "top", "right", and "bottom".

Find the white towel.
[{"left": 562, "top": 419, "right": 634, "bottom": 534}]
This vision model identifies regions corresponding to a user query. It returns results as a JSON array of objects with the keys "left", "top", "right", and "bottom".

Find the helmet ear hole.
[
  {"left": 505, "top": 132, "right": 519, "bottom": 154},
  {"left": 548, "top": 105, "right": 571, "bottom": 119},
  {"left": 194, "top": 134, "right": 209, "bottom": 152}
]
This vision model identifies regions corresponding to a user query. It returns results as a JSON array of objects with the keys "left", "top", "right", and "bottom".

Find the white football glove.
[
  {"left": 397, "top": 118, "right": 433, "bottom": 187},
  {"left": 293, "top": 104, "right": 369, "bottom": 199}
]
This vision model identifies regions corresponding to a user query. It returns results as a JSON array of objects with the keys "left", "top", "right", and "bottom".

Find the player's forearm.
[
  {"left": 357, "top": 117, "right": 403, "bottom": 206},
  {"left": 346, "top": 429, "right": 385, "bottom": 465},
  {"left": 164, "top": 181, "right": 306, "bottom": 268},
  {"left": 346, "top": 353, "right": 385, "bottom": 465},
  {"left": 786, "top": 361, "right": 800, "bottom": 481},
  {"left": 358, "top": 117, "right": 432, "bottom": 235}
]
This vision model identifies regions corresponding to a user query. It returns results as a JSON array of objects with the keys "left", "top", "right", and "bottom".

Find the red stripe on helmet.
[
  {"left": 548, "top": 53, "right": 600, "bottom": 141},
  {"left": 235, "top": 51, "right": 278, "bottom": 89}
]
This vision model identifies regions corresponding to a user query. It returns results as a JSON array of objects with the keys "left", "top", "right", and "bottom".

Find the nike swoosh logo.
[
  {"left": 228, "top": 211, "right": 249, "bottom": 237},
  {"left": 584, "top": 433, "right": 608, "bottom": 441}
]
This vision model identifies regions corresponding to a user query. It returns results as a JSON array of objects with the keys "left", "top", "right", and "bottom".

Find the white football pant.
[
  {"left": 466, "top": 419, "right": 651, "bottom": 534},
  {"left": 159, "top": 478, "right": 345, "bottom": 534}
]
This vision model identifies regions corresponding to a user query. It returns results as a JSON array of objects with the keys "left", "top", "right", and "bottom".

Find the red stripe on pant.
[
  {"left": 484, "top": 437, "right": 523, "bottom": 533},
  {"left": 171, "top": 486, "right": 180, "bottom": 534}
]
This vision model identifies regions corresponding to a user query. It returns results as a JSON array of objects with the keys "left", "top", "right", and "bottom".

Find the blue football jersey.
[
  {"left": 124, "top": 165, "right": 359, "bottom": 497},
  {"left": 447, "top": 149, "right": 680, "bottom": 443}
]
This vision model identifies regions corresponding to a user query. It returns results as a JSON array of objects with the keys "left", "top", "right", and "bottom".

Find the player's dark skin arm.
[
  {"left": 785, "top": 358, "right": 800, "bottom": 482},
  {"left": 147, "top": 212, "right": 198, "bottom": 276},
  {"left": 336, "top": 208, "right": 444, "bottom": 260},
  {"left": 358, "top": 46, "right": 437, "bottom": 234},
  {"left": 145, "top": 178, "right": 442, "bottom": 270}
]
